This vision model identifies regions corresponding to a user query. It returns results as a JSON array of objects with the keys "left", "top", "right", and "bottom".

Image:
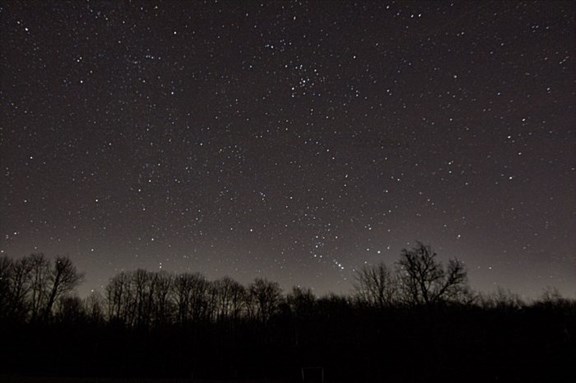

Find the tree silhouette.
[
  {"left": 0, "top": 257, "right": 12, "bottom": 319},
  {"left": 287, "top": 286, "right": 316, "bottom": 317},
  {"left": 151, "top": 271, "right": 174, "bottom": 326},
  {"left": 132, "top": 269, "right": 155, "bottom": 327},
  {"left": 28, "top": 253, "right": 50, "bottom": 320},
  {"left": 1, "top": 249, "right": 574, "bottom": 382},
  {"left": 397, "top": 242, "right": 470, "bottom": 305},
  {"left": 354, "top": 262, "right": 397, "bottom": 308},
  {"left": 44, "top": 256, "right": 84, "bottom": 320},
  {"left": 173, "top": 272, "right": 210, "bottom": 324},
  {"left": 84, "top": 290, "right": 105, "bottom": 323},
  {"left": 8, "top": 256, "right": 35, "bottom": 320},
  {"left": 213, "top": 276, "right": 246, "bottom": 320},
  {"left": 248, "top": 278, "right": 282, "bottom": 323},
  {"left": 105, "top": 271, "right": 133, "bottom": 323},
  {"left": 55, "top": 295, "right": 84, "bottom": 322}
]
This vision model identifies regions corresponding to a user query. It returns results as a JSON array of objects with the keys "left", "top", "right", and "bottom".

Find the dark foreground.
[
  {"left": 1, "top": 379, "right": 279, "bottom": 383},
  {"left": 1, "top": 301, "right": 575, "bottom": 383}
]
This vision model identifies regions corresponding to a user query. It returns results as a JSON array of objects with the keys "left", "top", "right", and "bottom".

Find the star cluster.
[{"left": 1, "top": 1, "right": 575, "bottom": 298}]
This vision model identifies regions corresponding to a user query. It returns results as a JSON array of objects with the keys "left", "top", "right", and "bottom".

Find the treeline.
[
  {"left": 0, "top": 243, "right": 473, "bottom": 326},
  {"left": 0, "top": 253, "right": 83, "bottom": 323},
  {"left": 0, "top": 243, "right": 575, "bottom": 382}
]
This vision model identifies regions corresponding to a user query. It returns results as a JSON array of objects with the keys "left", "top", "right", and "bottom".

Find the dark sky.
[{"left": 1, "top": 0, "right": 575, "bottom": 299}]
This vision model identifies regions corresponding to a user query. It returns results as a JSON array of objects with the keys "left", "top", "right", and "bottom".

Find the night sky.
[{"left": 1, "top": 1, "right": 575, "bottom": 299}]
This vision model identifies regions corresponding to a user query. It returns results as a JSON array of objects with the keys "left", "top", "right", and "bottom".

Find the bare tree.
[
  {"left": 248, "top": 278, "right": 282, "bottom": 323},
  {"left": 478, "top": 287, "right": 524, "bottom": 310},
  {"left": 230, "top": 280, "right": 247, "bottom": 320},
  {"left": 132, "top": 269, "right": 154, "bottom": 327},
  {"left": 9, "top": 256, "right": 35, "bottom": 319},
  {"left": 44, "top": 256, "right": 84, "bottom": 320},
  {"left": 287, "top": 286, "right": 316, "bottom": 316},
  {"left": 106, "top": 271, "right": 133, "bottom": 322},
  {"left": 173, "top": 272, "right": 209, "bottom": 324},
  {"left": 354, "top": 263, "right": 397, "bottom": 308},
  {"left": 173, "top": 273, "right": 193, "bottom": 324},
  {"left": 28, "top": 253, "right": 51, "bottom": 319},
  {"left": 397, "top": 242, "right": 469, "bottom": 305},
  {"left": 55, "top": 295, "right": 85, "bottom": 322},
  {"left": 84, "top": 291, "right": 105, "bottom": 322},
  {"left": 152, "top": 271, "right": 174, "bottom": 326},
  {"left": 286, "top": 286, "right": 316, "bottom": 346},
  {"left": 0, "top": 256, "right": 13, "bottom": 317},
  {"left": 211, "top": 276, "right": 248, "bottom": 320}
]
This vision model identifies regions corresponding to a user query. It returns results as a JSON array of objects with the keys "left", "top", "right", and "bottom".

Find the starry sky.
[{"left": 1, "top": 1, "right": 575, "bottom": 299}]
